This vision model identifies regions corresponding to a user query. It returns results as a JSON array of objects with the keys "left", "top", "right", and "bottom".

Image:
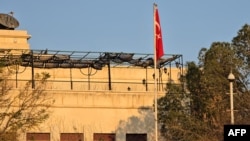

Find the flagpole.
[{"left": 153, "top": 3, "right": 158, "bottom": 141}]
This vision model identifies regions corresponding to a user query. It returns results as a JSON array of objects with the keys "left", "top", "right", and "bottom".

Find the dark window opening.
[
  {"left": 26, "top": 133, "right": 50, "bottom": 141},
  {"left": 126, "top": 133, "right": 147, "bottom": 141},
  {"left": 93, "top": 133, "right": 115, "bottom": 141},
  {"left": 60, "top": 133, "right": 83, "bottom": 141}
]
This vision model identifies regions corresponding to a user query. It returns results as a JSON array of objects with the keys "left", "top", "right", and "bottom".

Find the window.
[
  {"left": 26, "top": 133, "right": 50, "bottom": 141},
  {"left": 0, "top": 132, "right": 17, "bottom": 141},
  {"left": 60, "top": 133, "right": 83, "bottom": 141},
  {"left": 126, "top": 133, "right": 147, "bottom": 141},
  {"left": 93, "top": 133, "right": 115, "bottom": 141}
]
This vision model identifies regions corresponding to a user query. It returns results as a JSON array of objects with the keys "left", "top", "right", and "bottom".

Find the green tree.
[
  {"left": 190, "top": 42, "right": 237, "bottom": 141},
  {"left": 189, "top": 40, "right": 250, "bottom": 139},
  {"left": 232, "top": 24, "right": 250, "bottom": 89},
  {"left": 231, "top": 24, "right": 250, "bottom": 124},
  {"left": 0, "top": 68, "right": 53, "bottom": 141},
  {"left": 158, "top": 69, "right": 217, "bottom": 141},
  {"left": 158, "top": 24, "right": 250, "bottom": 141}
]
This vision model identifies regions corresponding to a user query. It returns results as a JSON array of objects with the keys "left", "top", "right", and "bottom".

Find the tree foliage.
[
  {"left": 231, "top": 24, "right": 250, "bottom": 124},
  {"left": 158, "top": 83, "right": 206, "bottom": 141},
  {"left": 232, "top": 24, "right": 250, "bottom": 90},
  {"left": 158, "top": 24, "right": 250, "bottom": 141},
  {"left": 0, "top": 69, "right": 53, "bottom": 140}
]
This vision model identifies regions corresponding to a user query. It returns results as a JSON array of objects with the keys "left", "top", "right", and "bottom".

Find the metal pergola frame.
[
  {"left": 0, "top": 49, "right": 183, "bottom": 68},
  {"left": 0, "top": 49, "right": 184, "bottom": 90}
]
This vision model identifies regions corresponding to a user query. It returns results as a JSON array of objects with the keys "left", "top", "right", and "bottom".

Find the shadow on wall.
[{"left": 115, "top": 106, "right": 155, "bottom": 141}]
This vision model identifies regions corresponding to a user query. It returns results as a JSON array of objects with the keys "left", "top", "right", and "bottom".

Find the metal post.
[
  {"left": 70, "top": 67, "right": 73, "bottom": 90},
  {"left": 15, "top": 63, "right": 18, "bottom": 88},
  {"left": 146, "top": 67, "right": 148, "bottom": 91},
  {"left": 31, "top": 50, "right": 35, "bottom": 89},
  {"left": 153, "top": 4, "right": 158, "bottom": 140},
  {"left": 108, "top": 62, "right": 112, "bottom": 90},
  {"left": 229, "top": 80, "right": 234, "bottom": 124},
  {"left": 228, "top": 71, "right": 235, "bottom": 124}
]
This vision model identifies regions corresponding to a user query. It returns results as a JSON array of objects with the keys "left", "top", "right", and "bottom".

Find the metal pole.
[
  {"left": 31, "top": 50, "right": 35, "bottom": 89},
  {"left": 88, "top": 67, "right": 90, "bottom": 90},
  {"left": 153, "top": 3, "right": 158, "bottom": 141},
  {"left": 70, "top": 67, "right": 73, "bottom": 90},
  {"left": 229, "top": 80, "right": 234, "bottom": 124},
  {"left": 228, "top": 71, "right": 235, "bottom": 124},
  {"left": 146, "top": 67, "right": 148, "bottom": 91},
  {"left": 15, "top": 63, "right": 18, "bottom": 88},
  {"left": 108, "top": 62, "right": 112, "bottom": 90}
]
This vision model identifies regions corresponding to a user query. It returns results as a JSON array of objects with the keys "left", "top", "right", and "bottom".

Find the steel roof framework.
[
  {"left": 0, "top": 49, "right": 183, "bottom": 69},
  {"left": 0, "top": 49, "right": 184, "bottom": 90}
]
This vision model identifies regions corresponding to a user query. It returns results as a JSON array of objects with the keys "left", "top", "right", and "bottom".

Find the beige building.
[{"left": 0, "top": 19, "right": 184, "bottom": 141}]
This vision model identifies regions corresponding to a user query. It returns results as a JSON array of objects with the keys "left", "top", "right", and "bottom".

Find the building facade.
[{"left": 0, "top": 27, "right": 184, "bottom": 141}]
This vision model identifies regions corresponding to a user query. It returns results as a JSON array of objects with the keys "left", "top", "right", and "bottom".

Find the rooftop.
[{"left": 0, "top": 49, "right": 183, "bottom": 70}]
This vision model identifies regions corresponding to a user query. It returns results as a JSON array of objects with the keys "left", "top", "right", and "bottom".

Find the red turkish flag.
[{"left": 155, "top": 7, "right": 164, "bottom": 60}]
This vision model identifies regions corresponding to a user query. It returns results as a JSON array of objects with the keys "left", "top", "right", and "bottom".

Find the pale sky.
[{"left": 1, "top": 0, "right": 250, "bottom": 63}]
